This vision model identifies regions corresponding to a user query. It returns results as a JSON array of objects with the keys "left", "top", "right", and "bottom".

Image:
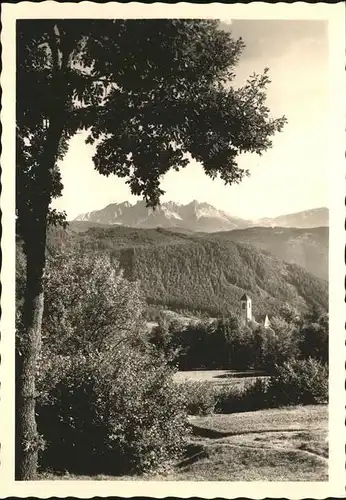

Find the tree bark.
[
  {"left": 15, "top": 22, "right": 76, "bottom": 479},
  {"left": 16, "top": 117, "right": 65, "bottom": 479},
  {"left": 15, "top": 235, "right": 46, "bottom": 480}
]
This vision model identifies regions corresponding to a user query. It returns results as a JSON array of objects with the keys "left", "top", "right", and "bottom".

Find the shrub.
[
  {"left": 214, "top": 384, "right": 247, "bottom": 413},
  {"left": 240, "top": 377, "right": 271, "bottom": 410},
  {"left": 42, "top": 251, "right": 145, "bottom": 356},
  {"left": 177, "top": 379, "right": 271, "bottom": 416},
  {"left": 213, "top": 357, "right": 328, "bottom": 413},
  {"left": 215, "top": 378, "right": 270, "bottom": 414},
  {"left": 268, "top": 358, "right": 328, "bottom": 406},
  {"left": 299, "top": 316, "right": 328, "bottom": 364},
  {"left": 178, "top": 381, "right": 219, "bottom": 415},
  {"left": 34, "top": 251, "right": 190, "bottom": 476},
  {"left": 260, "top": 318, "right": 300, "bottom": 373},
  {"left": 37, "top": 348, "right": 190, "bottom": 476}
]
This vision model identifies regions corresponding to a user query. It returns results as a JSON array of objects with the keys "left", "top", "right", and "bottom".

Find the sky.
[{"left": 52, "top": 19, "right": 329, "bottom": 221}]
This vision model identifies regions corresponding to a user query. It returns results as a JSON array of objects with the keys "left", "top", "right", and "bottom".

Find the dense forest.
[
  {"left": 207, "top": 226, "right": 328, "bottom": 280},
  {"left": 45, "top": 225, "right": 328, "bottom": 319}
]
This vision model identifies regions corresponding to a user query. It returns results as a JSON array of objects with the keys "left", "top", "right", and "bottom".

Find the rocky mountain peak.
[{"left": 74, "top": 202, "right": 328, "bottom": 232}]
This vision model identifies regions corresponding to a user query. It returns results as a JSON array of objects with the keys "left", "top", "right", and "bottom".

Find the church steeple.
[
  {"left": 240, "top": 294, "right": 252, "bottom": 325},
  {"left": 264, "top": 315, "right": 271, "bottom": 329}
]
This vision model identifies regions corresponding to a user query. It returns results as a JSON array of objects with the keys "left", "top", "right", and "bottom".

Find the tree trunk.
[
  {"left": 16, "top": 23, "right": 72, "bottom": 479},
  {"left": 15, "top": 236, "right": 46, "bottom": 480},
  {"left": 16, "top": 118, "right": 65, "bottom": 479}
]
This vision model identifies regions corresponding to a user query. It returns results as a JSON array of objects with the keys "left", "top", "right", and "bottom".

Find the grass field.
[
  {"left": 40, "top": 405, "right": 328, "bottom": 481},
  {"left": 174, "top": 369, "right": 268, "bottom": 389},
  {"left": 159, "top": 405, "right": 328, "bottom": 481}
]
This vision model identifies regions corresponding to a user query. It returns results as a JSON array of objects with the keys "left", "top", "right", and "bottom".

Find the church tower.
[{"left": 240, "top": 294, "right": 252, "bottom": 325}]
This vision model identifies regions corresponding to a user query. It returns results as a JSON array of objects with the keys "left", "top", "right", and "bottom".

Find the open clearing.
[
  {"left": 160, "top": 405, "right": 328, "bottom": 481},
  {"left": 41, "top": 405, "right": 328, "bottom": 481},
  {"left": 174, "top": 369, "right": 268, "bottom": 388}
]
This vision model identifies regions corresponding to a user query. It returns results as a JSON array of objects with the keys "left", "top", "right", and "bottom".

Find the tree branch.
[{"left": 50, "top": 24, "right": 61, "bottom": 73}]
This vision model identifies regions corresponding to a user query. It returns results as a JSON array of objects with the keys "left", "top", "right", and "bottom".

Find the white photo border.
[{"left": 1, "top": 2, "right": 345, "bottom": 498}]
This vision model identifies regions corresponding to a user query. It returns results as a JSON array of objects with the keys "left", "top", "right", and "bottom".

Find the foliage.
[
  {"left": 147, "top": 309, "right": 324, "bottom": 373},
  {"left": 155, "top": 317, "right": 257, "bottom": 371},
  {"left": 17, "top": 19, "right": 286, "bottom": 234},
  {"left": 148, "top": 318, "right": 184, "bottom": 364},
  {"left": 37, "top": 348, "right": 189, "bottom": 475},
  {"left": 214, "top": 358, "right": 328, "bottom": 413},
  {"left": 277, "top": 303, "right": 301, "bottom": 325},
  {"left": 215, "top": 378, "right": 271, "bottom": 414},
  {"left": 259, "top": 318, "right": 300, "bottom": 373},
  {"left": 178, "top": 381, "right": 219, "bottom": 416},
  {"left": 299, "top": 313, "right": 328, "bottom": 364},
  {"left": 268, "top": 358, "right": 328, "bottom": 406},
  {"left": 30, "top": 252, "right": 190, "bottom": 475},
  {"left": 41, "top": 251, "right": 144, "bottom": 356}
]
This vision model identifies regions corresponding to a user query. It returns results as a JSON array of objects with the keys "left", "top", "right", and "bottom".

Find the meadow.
[
  {"left": 170, "top": 405, "right": 328, "bottom": 481},
  {"left": 174, "top": 369, "right": 268, "bottom": 388}
]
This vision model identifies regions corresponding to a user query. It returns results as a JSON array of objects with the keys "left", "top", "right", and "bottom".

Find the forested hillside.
[
  {"left": 208, "top": 226, "right": 328, "bottom": 280},
  {"left": 46, "top": 225, "right": 328, "bottom": 319},
  {"left": 118, "top": 240, "right": 327, "bottom": 317},
  {"left": 68, "top": 222, "right": 329, "bottom": 280}
]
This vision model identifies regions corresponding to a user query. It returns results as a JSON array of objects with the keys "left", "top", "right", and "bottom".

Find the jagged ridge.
[{"left": 74, "top": 201, "right": 328, "bottom": 233}]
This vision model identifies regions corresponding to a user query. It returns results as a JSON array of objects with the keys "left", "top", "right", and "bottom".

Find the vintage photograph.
[{"left": 1, "top": 2, "right": 345, "bottom": 498}]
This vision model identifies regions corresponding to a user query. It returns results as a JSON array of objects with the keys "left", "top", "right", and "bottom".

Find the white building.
[
  {"left": 240, "top": 294, "right": 271, "bottom": 328},
  {"left": 240, "top": 293, "right": 252, "bottom": 325}
]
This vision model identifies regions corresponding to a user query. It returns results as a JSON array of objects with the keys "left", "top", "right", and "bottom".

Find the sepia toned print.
[{"left": 1, "top": 2, "right": 345, "bottom": 499}]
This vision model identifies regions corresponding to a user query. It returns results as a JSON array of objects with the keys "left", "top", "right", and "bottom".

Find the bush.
[
  {"left": 215, "top": 378, "right": 270, "bottom": 414},
  {"left": 213, "top": 357, "right": 328, "bottom": 413},
  {"left": 214, "top": 384, "right": 246, "bottom": 413},
  {"left": 34, "top": 251, "right": 190, "bottom": 476},
  {"left": 176, "top": 379, "right": 271, "bottom": 416},
  {"left": 37, "top": 348, "right": 190, "bottom": 476},
  {"left": 268, "top": 358, "right": 328, "bottom": 406},
  {"left": 178, "top": 381, "right": 219, "bottom": 415},
  {"left": 42, "top": 251, "right": 145, "bottom": 356},
  {"left": 259, "top": 319, "right": 300, "bottom": 373},
  {"left": 299, "top": 315, "right": 328, "bottom": 364},
  {"left": 147, "top": 308, "right": 328, "bottom": 373}
]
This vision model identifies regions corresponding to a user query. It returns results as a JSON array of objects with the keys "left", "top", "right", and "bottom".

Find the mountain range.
[{"left": 74, "top": 201, "right": 328, "bottom": 233}]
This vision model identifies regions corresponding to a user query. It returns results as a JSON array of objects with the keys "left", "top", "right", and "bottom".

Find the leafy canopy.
[{"left": 17, "top": 19, "right": 286, "bottom": 239}]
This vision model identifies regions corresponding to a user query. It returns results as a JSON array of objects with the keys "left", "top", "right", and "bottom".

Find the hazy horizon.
[{"left": 52, "top": 19, "right": 329, "bottom": 221}]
